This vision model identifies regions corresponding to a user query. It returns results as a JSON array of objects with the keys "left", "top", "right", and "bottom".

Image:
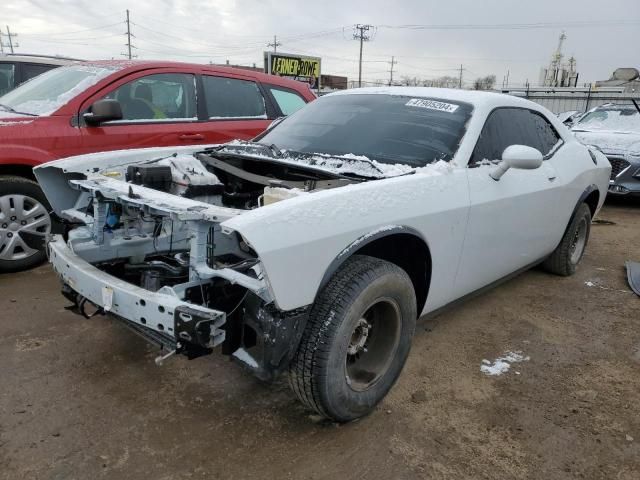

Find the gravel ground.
[{"left": 1, "top": 199, "right": 639, "bottom": 480}]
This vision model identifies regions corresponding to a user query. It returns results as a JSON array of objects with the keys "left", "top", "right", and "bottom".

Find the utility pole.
[
  {"left": 458, "top": 64, "right": 463, "bottom": 89},
  {"left": 267, "top": 35, "right": 282, "bottom": 53},
  {"left": 126, "top": 10, "right": 132, "bottom": 59},
  {"left": 2, "top": 26, "right": 18, "bottom": 53},
  {"left": 353, "top": 24, "right": 372, "bottom": 88},
  {"left": 121, "top": 9, "right": 136, "bottom": 59},
  {"left": 388, "top": 56, "right": 397, "bottom": 86}
]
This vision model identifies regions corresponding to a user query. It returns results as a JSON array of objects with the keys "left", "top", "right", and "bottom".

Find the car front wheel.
[
  {"left": 0, "top": 176, "right": 52, "bottom": 273},
  {"left": 288, "top": 255, "right": 417, "bottom": 422},
  {"left": 542, "top": 202, "right": 592, "bottom": 276}
]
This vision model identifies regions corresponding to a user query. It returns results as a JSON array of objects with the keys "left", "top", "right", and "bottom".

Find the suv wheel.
[
  {"left": 288, "top": 255, "right": 417, "bottom": 422},
  {"left": 0, "top": 176, "right": 52, "bottom": 273}
]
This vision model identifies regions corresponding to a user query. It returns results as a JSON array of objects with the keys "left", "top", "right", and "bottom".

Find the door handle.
[{"left": 179, "top": 133, "right": 205, "bottom": 141}]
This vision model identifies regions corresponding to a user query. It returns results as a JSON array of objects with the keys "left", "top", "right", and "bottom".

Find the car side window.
[
  {"left": 0, "top": 63, "right": 16, "bottom": 95},
  {"left": 202, "top": 76, "right": 266, "bottom": 119},
  {"left": 267, "top": 86, "right": 307, "bottom": 116},
  {"left": 103, "top": 73, "right": 196, "bottom": 122},
  {"left": 21, "top": 63, "right": 55, "bottom": 83},
  {"left": 471, "top": 108, "right": 561, "bottom": 166}
]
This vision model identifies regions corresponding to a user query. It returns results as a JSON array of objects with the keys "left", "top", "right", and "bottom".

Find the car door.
[
  {"left": 199, "top": 74, "right": 272, "bottom": 143},
  {"left": 454, "top": 107, "right": 566, "bottom": 296},
  {"left": 79, "top": 71, "right": 206, "bottom": 153}
]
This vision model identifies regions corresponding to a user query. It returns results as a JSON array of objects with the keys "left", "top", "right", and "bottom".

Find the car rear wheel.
[
  {"left": 288, "top": 255, "right": 417, "bottom": 422},
  {"left": 0, "top": 176, "right": 52, "bottom": 273},
  {"left": 542, "top": 203, "right": 592, "bottom": 276}
]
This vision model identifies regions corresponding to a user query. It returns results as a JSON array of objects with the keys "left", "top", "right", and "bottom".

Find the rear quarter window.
[{"left": 267, "top": 86, "right": 307, "bottom": 115}]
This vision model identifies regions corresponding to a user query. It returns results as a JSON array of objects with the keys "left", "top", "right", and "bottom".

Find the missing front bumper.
[{"left": 50, "top": 235, "right": 226, "bottom": 358}]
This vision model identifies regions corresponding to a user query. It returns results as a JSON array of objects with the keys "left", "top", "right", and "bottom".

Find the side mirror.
[
  {"left": 83, "top": 99, "right": 123, "bottom": 126},
  {"left": 490, "top": 145, "right": 543, "bottom": 181}
]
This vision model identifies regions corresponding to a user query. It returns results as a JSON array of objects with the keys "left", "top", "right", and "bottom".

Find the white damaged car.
[{"left": 34, "top": 88, "right": 610, "bottom": 422}]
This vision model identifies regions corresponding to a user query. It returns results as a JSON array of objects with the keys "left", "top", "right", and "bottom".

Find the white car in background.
[{"left": 35, "top": 88, "right": 610, "bottom": 422}]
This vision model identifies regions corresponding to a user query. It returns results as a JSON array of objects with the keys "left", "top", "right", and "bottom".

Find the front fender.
[{"left": 223, "top": 166, "right": 470, "bottom": 312}]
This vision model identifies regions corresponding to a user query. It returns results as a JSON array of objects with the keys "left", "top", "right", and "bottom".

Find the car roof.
[
  {"left": 0, "top": 53, "right": 83, "bottom": 65},
  {"left": 74, "top": 59, "right": 313, "bottom": 91},
  {"left": 327, "top": 86, "right": 542, "bottom": 110}
]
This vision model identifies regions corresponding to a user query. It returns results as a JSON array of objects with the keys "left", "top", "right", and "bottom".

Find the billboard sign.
[{"left": 264, "top": 51, "right": 321, "bottom": 90}]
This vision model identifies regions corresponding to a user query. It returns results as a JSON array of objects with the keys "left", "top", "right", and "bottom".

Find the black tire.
[
  {"left": 0, "top": 176, "right": 52, "bottom": 273},
  {"left": 288, "top": 255, "right": 417, "bottom": 422},
  {"left": 542, "top": 203, "right": 592, "bottom": 276}
]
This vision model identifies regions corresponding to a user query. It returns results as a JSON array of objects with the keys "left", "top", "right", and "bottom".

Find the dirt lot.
[{"left": 1, "top": 199, "right": 639, "bottom": 480}]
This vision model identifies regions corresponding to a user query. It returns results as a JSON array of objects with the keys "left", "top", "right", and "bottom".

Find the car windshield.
[
  {"left": 575, "top": 107, "right": 640, "bottom": 133},
  {"left": 257, "top": 94, "right": 473, "bottom": 167},
  {"left": 0, "top": 64, "right": 116, "bottom": 116}
]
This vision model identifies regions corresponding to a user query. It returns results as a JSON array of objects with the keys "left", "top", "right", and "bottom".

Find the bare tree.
[{"left": 473, "top": 75, "right": 497, "bottom": 90}]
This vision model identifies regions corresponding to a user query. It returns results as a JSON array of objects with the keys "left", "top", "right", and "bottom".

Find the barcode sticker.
[{"left": 406, "top": 98, "right": 459, "bottom": 113}]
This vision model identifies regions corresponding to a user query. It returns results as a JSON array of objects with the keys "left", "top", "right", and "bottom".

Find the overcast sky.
[{"left": 2, "top": 0, "right": 639, "bottom": 86}]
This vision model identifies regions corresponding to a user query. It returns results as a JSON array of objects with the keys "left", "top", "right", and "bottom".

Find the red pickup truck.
[{"left": 0, "top": 60, "right": 315, "bottom": 272}]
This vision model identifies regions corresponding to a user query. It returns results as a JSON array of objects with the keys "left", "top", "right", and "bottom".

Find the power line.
[
  {"left": 353, "top": 24, "right": 373, "bottom": 88},
  {"left": 20, "top": 22, "right": 124, "bottom": 38},
  {"left": 378, "top": 19, "right": 640, "bottom": 30}
]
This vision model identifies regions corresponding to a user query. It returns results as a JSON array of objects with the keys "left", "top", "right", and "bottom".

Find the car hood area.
[{"left": 572, "top": 129, "right": 640, "bottom": 156}]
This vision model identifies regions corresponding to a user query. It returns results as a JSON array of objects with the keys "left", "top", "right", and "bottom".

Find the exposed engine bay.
[
  {"left": 44, "top": 146, "right": 363, "bottom": 377},
  {"left": 122, "top": 147, "right": 357, "bottom": 210}
]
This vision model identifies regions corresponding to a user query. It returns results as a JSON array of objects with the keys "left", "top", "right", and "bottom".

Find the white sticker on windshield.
[{"left": 405, "top": 98, "right": 459, "bottom": 113}]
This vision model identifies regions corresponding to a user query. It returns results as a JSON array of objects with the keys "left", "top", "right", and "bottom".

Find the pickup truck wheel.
[
  {"left": 288, "top": 255, "right": 417, "bottom": 422},
  {"left": 542, "top": 203, "right": 591, "bottom": 276},
  {"left": 0, "top": 176, "right": 52, "bottom": 273}
]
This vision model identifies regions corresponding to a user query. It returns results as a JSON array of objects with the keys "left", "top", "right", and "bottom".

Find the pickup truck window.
[{"left": 103, "top": 73, "right": 197, "bottom": 122}]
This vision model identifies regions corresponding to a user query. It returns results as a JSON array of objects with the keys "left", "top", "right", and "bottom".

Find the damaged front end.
[{"left": 35, "top": 146, "right": 357, "bottom": 380}]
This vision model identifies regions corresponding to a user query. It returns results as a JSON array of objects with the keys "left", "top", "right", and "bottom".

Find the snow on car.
[
  {"left": 571, "top": 103, "right": 640, "bottom": 196},
  {"left": 34, "top": 87, "right": 611, "bottom": 422}
]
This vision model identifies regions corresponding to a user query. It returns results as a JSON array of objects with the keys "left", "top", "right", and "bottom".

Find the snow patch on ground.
[{"left": 481, "top": 351, "right": 530, "bottom": 376}]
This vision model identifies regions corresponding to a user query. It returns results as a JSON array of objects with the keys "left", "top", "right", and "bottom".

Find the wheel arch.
[
  {"left": 0, "top": 164, "right": 37, "bottom": 181},
  {"left": 317, "top": 226, "right": 432, "bottom": 316},
  {"left": 555, "top": 184, "right": 600, "bottom": 250}
]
